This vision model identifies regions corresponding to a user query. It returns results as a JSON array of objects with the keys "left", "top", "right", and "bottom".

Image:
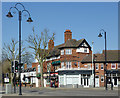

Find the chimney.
[
  {"left": 64, "top": 29, "right": 72, "bottom": 43},
  {"left": 24, "top": 63, "right": 27, "bottom": 70},
  {"left": 48, "top": 39, "right": 54, "bottom": 50}
]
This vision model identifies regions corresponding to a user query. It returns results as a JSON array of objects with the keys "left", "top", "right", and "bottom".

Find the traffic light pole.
[{"left": 13, "top": 73, "right": 16, "bottom": 93}]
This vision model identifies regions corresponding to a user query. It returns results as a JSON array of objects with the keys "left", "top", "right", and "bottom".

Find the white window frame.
[
  {"left": 117, "top": 63, "right": 120, "bottom": 69},
  {"left": 101, "top": 76, "right": 104, "bottom": 82},
  {"left": 111, "top": 63, "right": 116, "bottom": 69},
  {"left": 61, "top": 62, "right": 64, "bottom": 68},
  {"left": 66, "top": 62, "right": 72, "bottom": 69},
  {"left": 38, "top": 65, "right": 40, "bottom": 73},
  {"left": 84, "top": 48, "right": 87, "bottom": 53},
  {"left": 101, "top": 64, "right": 104, "bottom": 70},
  {"left": 96, "top": 64, "right": 99, "bottom": 70},
  {"left": 47, "top": 63, "right": 51, "bottom": 72},
  {"left": 87, "top": 64, "right": 91, "bottom": 69},
  {"left": 61, "top": 49, "right": 64, "bottom": 55},
  {"left": 65, "top": 49, "right": 72, "bottom": 55}
]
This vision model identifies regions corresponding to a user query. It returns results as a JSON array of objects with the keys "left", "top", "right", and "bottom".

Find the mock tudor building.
[
  {"left": 32, "top": 29, "right": 120, "bottom": 88},
  {"left": 33, "top": 30, "right": 93, "bottom": 87}
]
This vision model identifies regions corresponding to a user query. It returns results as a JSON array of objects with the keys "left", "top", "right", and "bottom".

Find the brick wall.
[{"left": 64, "top": 30, "right": 72, "bottom": 43}]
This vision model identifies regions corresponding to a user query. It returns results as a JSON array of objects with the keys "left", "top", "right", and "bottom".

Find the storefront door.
[
  {"left": 95, "top": 77, "right": 99, "bottom": 87},
  {"left": 84, "top": 78, "right": 89, "bottom": 87},
  {"left": 113, "top": 77, "right": 118, "bottom": 87}
]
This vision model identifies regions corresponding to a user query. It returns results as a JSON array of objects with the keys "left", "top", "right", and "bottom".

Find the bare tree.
[
  {"left": 27, "top": 27, "right": 55, "bottom": 87},
  {"left": 2, "top": 39, "right": 33, "bottom": 85}
]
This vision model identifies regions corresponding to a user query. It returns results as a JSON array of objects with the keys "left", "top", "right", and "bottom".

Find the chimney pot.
[{"left": 64, "top": 29, "right": 72, "bottom": 43}]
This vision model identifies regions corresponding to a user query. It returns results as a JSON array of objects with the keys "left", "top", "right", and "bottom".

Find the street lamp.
[
  {"left": 6, "top": 3, "right": 33, "bottom": 95},
  {"left": 92, "top": 41, "right": 94, "bottom": 87},
  {"left": 98, "top": 29, "right": 107, "bottom": 90}
]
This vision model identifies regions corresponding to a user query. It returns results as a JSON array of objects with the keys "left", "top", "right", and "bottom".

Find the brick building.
[
  {"left": 81, "top": 50, "right": 120, "bottom": 88},
  {"left": 32, "top": 29, "right": 120, "bottom": 88}
]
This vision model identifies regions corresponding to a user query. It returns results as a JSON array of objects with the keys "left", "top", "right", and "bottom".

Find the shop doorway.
[{"left": 95, "top": 76, "right": 99, "bottom": 87}]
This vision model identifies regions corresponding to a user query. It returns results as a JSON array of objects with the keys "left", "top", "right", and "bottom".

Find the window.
[
  {"left": 118, "top": 63, "right": 120, "bottom": 69},
  {"left": 61, "top": 62, "right": 64, "bottom": 68},
  {"left": 84, "top": 65, "right": 87, "bottom": 67},
  {"left": 96, "top": 64, "right": 99, "bottom": 70},
  {"left": 65, "top": 49, "right": 72, "bottom": 55},
  {"left": 101, "top": 76, "right": 104, "bottom": 82},
  {"left": 38, "top": 65, "right": 40, "bottom": 73},
  {"left": 87, "top": 64, "right": 91, "bottom": 69},
  {"left": 101, "top": 64, "right": 104, "bottom": 70},
  {"left": 66, "top": 62, "right": 72, "bottom": 69},
  {"left": 78, "top": 62, "right": 80, "bottom": 68},
  {"left": 84, "top": 48, "right": 87, "bottom": 53},
  {"left": 111, "top": 63, "right": 116, "bottom": 69},
  {"left": 61, "top": 50, "right": 64, "bottom": 55},
  {"left": 47, "top": 63, "right": 51, "bottom": 72}
]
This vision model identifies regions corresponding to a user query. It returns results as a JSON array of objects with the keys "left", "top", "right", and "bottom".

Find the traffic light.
[{"left": 15, "top": 60, "right": 19, "bottom": 72}]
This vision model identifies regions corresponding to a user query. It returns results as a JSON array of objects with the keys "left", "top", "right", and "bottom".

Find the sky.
[{"left": 2, "top": 2, "right": 118, "bottom": 58}]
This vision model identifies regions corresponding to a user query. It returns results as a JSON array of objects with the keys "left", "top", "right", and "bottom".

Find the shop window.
[{"left": 111, "top": 63, "right": 116, "bottom": 69}]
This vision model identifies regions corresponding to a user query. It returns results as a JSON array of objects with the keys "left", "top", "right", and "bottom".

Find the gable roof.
[
  {"left": 47, "top": 38, "right": 91, "bottom": 58},
  {"left": 81, "top": 50, "right": 120, "bottom": 63},
  {"left": 47, "top": 43, "right": 64, "bottom": 58},
  {"left": 58, "top": 39, "right": 91, "bottom": 49}
]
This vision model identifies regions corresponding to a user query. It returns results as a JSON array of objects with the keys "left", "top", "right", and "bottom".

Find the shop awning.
[
  {"left": 52, "top": 60, "right": 61, "bottom": 65},
  {"left": 36, "top": 73, "right": 41, "bottom": 78}
]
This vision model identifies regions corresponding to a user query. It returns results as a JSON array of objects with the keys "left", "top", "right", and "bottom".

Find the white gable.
[{"left": 81, "top": 42, "right": 88, "bottom": 47}]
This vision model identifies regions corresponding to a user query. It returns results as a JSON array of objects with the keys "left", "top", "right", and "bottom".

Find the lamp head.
[
  {"left": 98, "top": 33, "right": 102, "bottom": 37},
  {"left": 6, "top": 12, "right": 13, "bottom": 18},
  {"left": 27, "top": 17, "right": 33, "bottom": 22}
]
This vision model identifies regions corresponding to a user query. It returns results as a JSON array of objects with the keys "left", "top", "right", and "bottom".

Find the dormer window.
[
  {"left": 65, "top": 49, "right": 72, "bottom": 55},
  {"left": 61, "top": 49, "right": 64, "bottom": 55}
]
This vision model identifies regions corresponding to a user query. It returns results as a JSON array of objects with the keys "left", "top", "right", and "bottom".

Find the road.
[{"left": 0, "top": 86, "right": 119, "bottom": 96}]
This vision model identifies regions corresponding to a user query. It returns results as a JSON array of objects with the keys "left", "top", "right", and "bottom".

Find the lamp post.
[
  {"left": 6, "top": 3, "right": 33, "bottom": 95},
  {"left": 92, "top": 41, "right": 94, "bottom": 87},
  {"left": 98, "top": 29, "right": 107, "bottom": 90}
]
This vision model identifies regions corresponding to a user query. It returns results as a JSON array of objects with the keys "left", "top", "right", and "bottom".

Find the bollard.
[{"left": 6, "top": 84, "right": 12, "bottom": 94}]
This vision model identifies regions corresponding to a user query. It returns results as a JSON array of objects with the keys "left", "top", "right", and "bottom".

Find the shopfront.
[
  {"left": 107, "top": 70, "right": 120, "bottom": 87},
  {"left": 58, "top": 70, "right": 92, "bottom": 88}
]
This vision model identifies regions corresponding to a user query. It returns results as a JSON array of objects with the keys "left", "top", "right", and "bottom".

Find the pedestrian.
[{"left": 111, "top": 82, "right": 113, "bottom": 90}]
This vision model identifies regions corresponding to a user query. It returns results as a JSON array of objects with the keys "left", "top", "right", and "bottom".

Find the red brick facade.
[
  {"left": 32, "top": 30, "right": 119, "bottom": 88},
  {"left": 64, "top": 30, "right": 72, "bottom": 43}
]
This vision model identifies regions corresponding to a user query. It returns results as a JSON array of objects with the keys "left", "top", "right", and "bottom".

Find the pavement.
[{"left": 0, "top": 86, "right": 119, "bottom": 96}]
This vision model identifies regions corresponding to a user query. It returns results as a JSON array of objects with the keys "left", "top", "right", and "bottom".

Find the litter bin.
[{"left": 6, "top": 84, "right": 12, "bottom": 94}]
